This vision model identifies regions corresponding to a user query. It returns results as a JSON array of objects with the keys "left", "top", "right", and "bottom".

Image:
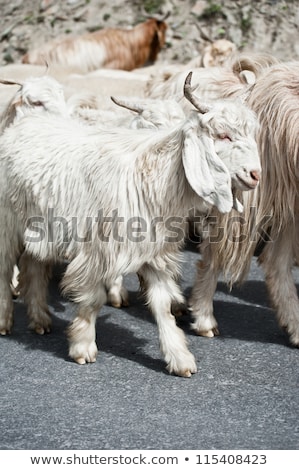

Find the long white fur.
[
  {"left": 189, "top": 60, "right": 299, "bottom": 347},
  {"left": 145, "top": 53, "right": 279, "bottom": 110},
  {"left": 0, "top": 94, "right": 260, "bottom": 376},
  {"left": 71, "top": 96, "right": 186, "bottom": 131},
  {"left": 0, "top": 75, "right": 131, "bottom": 311},
  {"left": 0, "top": 75, "right": 69, "bottom": 300}
]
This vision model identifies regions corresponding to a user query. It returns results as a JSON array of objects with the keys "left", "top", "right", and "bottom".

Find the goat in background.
[{"left": 22, "top": 17, "right": 168, "bottom": 73}]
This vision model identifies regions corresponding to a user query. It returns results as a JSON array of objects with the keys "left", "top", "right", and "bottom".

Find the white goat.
[
  {"left": 145, "top": 53, "right": 279, "bottom": 109},
  {"left": 68, "top": 92, "right": 187, "bottom": 310},
  {"left": 0, "top": 75, "right": 131, "bottom": 310},
  {"left": 189, "top": 61, "right": 299, "bottom": 347},
  {"left": 0, "top": 75, "right": 69, "bottom": 298},
  {"left": 0, "top": 74, "right": 261, "bottom": 376},
  {"left": 84, "top": 96, "right": 186, "bottom": 308},
  {"left": 71, "top": 95, "right": 186, "bottom": 131}
]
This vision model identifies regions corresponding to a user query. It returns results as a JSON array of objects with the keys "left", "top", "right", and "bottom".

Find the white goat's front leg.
[
  {"left": 67, "top": 282, "right": 107, "bottom": 365},
  {"left": 190, "top": 247, "right": 220, "bottom": 337},
  {"left": 139, "top": 264, "right": 197, "bottom": 377},
  {"left": 259, "top": 225, "right": 299, "bottom": 347},
  {"left": 106, "top": 275, "right": 129, "bottom": 308},
  {"left": 18, "top": 253, "right": 52, "bottom": 335}
]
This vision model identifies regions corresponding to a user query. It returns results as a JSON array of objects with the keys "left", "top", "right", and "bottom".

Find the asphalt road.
[{"left": 0, "top": 240, "right": 298, "bottom": 450}]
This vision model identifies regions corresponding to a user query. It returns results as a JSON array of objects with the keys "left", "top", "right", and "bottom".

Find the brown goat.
[{"left": 22, "top": 18, "right": 168, "bottom": 73}]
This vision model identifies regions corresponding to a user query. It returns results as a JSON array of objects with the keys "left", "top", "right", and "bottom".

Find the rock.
[{"left": 0, "top": 0, "right": 298, "bottom": 67}]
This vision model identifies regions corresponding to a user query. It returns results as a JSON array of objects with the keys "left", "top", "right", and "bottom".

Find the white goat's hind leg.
[
  {"left": 259, "top": 226, "right": 299, "bottom": 347},
  {"left": 18, "top": 253, "right": 52, "bottom": 335},
  {"left": 0, "top": 213, "right": 19, "bottom": 335},
  {"left": 190, "top": 249, "right": 220, "bottom": 337},
  {"left": 139, "top": 265, "right": 197, "bottom": 377},
  {"left": 67, "top": 282, "right": 107, "bottom": 365},
  {"left": 0, "top": 276, "right": 14, "bottom": 335},
  {"left": 106, "top": 275, "right": 129, "bottom": 308}
]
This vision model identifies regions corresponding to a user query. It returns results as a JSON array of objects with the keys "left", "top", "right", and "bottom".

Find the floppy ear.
[{"left": 182, "top": 127, "right": 233, "bottom": 213}]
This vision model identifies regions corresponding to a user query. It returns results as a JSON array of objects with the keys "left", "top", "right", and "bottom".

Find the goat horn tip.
[
  {"left": 0, "top": 78, "right": 23, "bottom": 87},
  {"left": 185, "top": 71, "right": 193, "bottom": 86}
]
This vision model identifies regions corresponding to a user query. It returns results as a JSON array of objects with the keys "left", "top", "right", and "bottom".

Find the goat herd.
[{"left": 0, "top": 17, "right": 298, "bottom": 377}]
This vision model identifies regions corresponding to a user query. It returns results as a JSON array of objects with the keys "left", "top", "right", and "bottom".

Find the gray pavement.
[{"left": 0, "top": 241, "right": 298, "bottom": 450}]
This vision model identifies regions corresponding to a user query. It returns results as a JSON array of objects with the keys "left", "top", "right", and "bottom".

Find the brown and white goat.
[{"left": 22, "top": 18, "right": 168, "bottom": 73}]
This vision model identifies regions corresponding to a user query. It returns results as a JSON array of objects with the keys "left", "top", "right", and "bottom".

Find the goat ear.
[{"left": 182, "top": 129, "right": 233, "bottom": 213}]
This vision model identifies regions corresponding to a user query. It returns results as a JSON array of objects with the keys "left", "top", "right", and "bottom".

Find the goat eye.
[
  {"left": 28, "top": 99, "right": 43, "bottom": 107},
  {"left": 218, "top": 133, "right": 232, "bottom": 141}
]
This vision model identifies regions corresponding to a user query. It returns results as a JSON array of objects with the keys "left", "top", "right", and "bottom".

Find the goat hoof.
[
  {"left": 181, "top": 369, "right": 192, "bottom": 378},
  {"left": 0, "top": 328, "right": 11, "bottom": 335},
  {"left": 71, "top": 344, "right": 98, "bottom": 365},
  {"left": 176, "top": 366, "right": 197, "bottom": 378},
  {"left": 196, "top": 327, "right": 219, "bottom": 337},
  {"left": 289, "top": 332, "right": 299, "bottom": 348},
  {"left": 121, "top": 298, "right": 130, "bottom": 307},
  {"left": 109, "top": 295, "right": 130, "bottom": 308},
  {"left": 110, "top": 298, "right": 130, "bottom": 308},
  {"left": 75, "top": 357, "right": 87, "bottom": 365},
  {"left": 110, "top": 301, "right": 121, "bottom": 308},
  {"left": 168, "top": 355, "right": 197, "bottom": 377},
  {"left": 108, "top": 285, "right": 129, "bottom": 309},
  {"left": 34, "top": 325, "right": 51, "bottom": 335},
  {"left": 75, "top": 355, "right": 97, "bottom": 365}
]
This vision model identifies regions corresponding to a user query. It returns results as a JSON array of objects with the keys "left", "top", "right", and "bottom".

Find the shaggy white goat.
[
  {"left": 0, "top": 74, "right": 260, "bottom": 376},
  {"left": 71, "top": 95, "right": 186, "bottom": 131},
  {"left": 0, "top": 75, "right": 69, "bottom": 297},
  {"left": 145, "top": 53, "right": 279, "bottom": 109},
  {"left": 82, "top": 96, "right": 186, "bottom": 308},
  {"left": 189, "top": 61, "right": 299, "bottom": 347},
  {"left": 0, "top": 75, "right": 131, "bottom": 309}
]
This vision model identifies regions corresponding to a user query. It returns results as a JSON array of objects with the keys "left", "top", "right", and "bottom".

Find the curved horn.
[
  {"left": 237, "top": 83, "right": 255, "bottom": 104},
  {"left": 159, "top": 10, "right": 171, "bottom": 22},
  {"left": 183, "top": 71, "right": 210, "bottom": 114},
  {"left": 141, "top": 9, "right": 170, "bottom": 22},
  {"left": 110, "top": 96, "right": 144, "bottom": 114},
  {"left": 0, "top": 78, "right": 23, "bottom": 87}
]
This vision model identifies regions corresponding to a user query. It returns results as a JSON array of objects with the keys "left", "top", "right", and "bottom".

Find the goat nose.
[{"left": 250, "top": 170, "right": 261, "bottom": 182}]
